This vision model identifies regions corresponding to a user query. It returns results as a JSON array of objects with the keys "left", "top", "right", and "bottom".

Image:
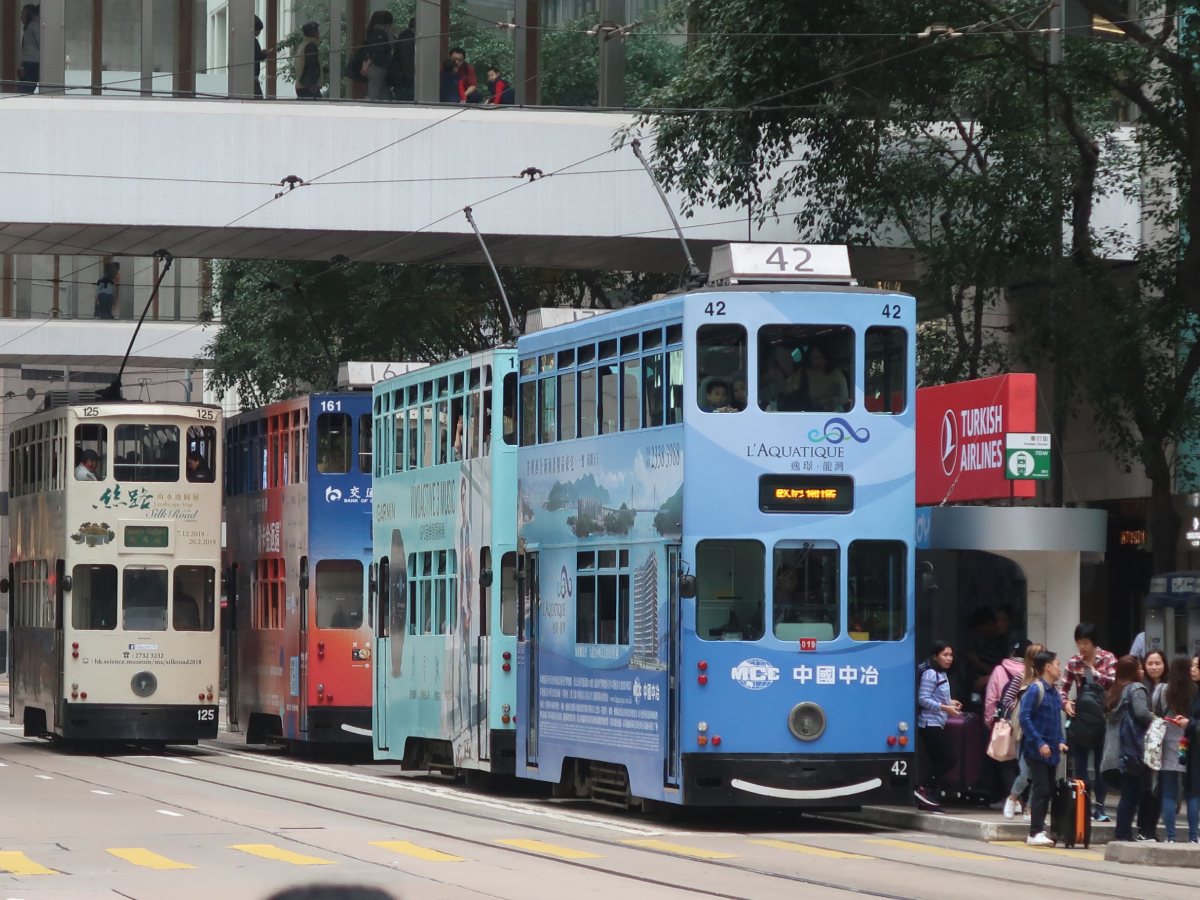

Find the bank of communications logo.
[
  {"left": 731, "top": 657, "right": 780, "bottom": 691},
  {"left": 325, "top": 486, "right": 343, "bottom": 503}
]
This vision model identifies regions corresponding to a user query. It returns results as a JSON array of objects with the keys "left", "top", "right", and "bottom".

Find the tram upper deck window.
[
  {"left": 696, "top": 540, "right": 764, "bottom": 641},
  {"left": 317, "top": 413, "right": 351, "bottom": 473},
  {"left": 173, "top": 565, "right": 215, "bottom": 631},
  {"left": 502, "top": 372, "right": 518, "bottom": 446},
  {"left": 848, "top": 540, "right": 906, "bottom": 641},
  {"left": 114, "top": 424, "right": 180, "bottom": 482},
  {"left": 74, "top": 424, "right": 107, "bottom": 480},
  {"left": 865, "top": 326, "right": 907, "bottom": 414},
  {"left": 358, "top": 415, "right": 372, "bottom": 472},
  {"left": 696, "top": 324, "right": 746, "bottom": 413},
  {"left": 186, "top": 425, "right": 216, "bottom": 483},
  {"left": 773, "top": 543, "right": 840, "bottom": 642},
  {"left": 316, "top": 559, "right": 364, "bottom": 629},
  {"left": 123, "top": 566, "right": 168, "bottom": 631},
  {"left": 759, "top": 325, "right": 854, "bottom": 413},
  {"left": 71, "top": 564, "right": 117, "bottom": 630}
]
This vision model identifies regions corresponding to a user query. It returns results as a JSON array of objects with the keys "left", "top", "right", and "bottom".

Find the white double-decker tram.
[{"left": 5, "top": 401, "right": 222, "bottom": 744}]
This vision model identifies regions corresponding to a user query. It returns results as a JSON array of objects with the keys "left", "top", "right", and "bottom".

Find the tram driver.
[
  {"left": 75, "top": 449, "right": 100, "bottom": 480},
  {"left": 186, "top": 450, "right": 213, "bottom": 482}
]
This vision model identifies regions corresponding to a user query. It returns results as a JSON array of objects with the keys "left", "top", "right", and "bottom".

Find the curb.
[
  {"left": 1105, "top": 841, "right": 1200, "bottom": 867},
  {"left": 842, "top": 805, "right": 1117, "bottom": 845}
]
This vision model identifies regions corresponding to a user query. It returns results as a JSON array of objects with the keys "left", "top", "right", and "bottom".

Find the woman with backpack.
[
  {"left": 916, "top": 641, "right": 962, "bottom": 813},
  {"left": 1105, "top": 655, "right": 1156, "bottom": 841},
  {"left": 1158, "top": 656, "right": 1197, "bottom": 841},
  {"left": 986, "top": 640, "right": 1031, "bottom": 817},
  {"left": 1019, "top": 649, "right": 1068, "bottom": 846},
  {"left": 995, "top": 641, "right": 1044, "bottom": 820},
  {"left": 1062, "top": 623, "right": 1117, "bottom": 821}
]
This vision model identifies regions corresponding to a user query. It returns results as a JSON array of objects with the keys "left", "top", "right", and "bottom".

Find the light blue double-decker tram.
[
  {"left": 371, "top": 351, "right": 521, "bottom": 774},
  {"left": 515, "top": 244, "right": 915, "bottom": 807}
]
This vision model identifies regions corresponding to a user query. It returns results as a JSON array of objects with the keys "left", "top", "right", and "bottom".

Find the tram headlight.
[
  {"left": 788, "top": 702, "right": 827, "bottom": 742},
  {"left": 130, "top": 671, "right": 158, "bottom": 698}
]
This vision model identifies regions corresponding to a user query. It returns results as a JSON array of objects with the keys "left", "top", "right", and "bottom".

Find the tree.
[
  {"left": 645, "top": 1, "right": 1197, "bottom": 570},
  {"left": 204, "top": 260, "right": 673, "bottom": 406}
]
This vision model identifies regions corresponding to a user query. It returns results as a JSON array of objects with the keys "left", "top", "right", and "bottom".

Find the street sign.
[{"left": 1005, "top": 432, "right": 1051, "bottom": 480}]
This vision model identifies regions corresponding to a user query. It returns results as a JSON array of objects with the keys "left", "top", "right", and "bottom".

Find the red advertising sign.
[{"left": 916, "top": 374, "right": 1037, "bottom": 505}]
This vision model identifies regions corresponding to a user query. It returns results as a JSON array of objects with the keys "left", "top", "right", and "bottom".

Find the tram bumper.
[
  {"left": 60, "top": 702, "right": 218, "bottom": 743},
  {"left": 305, "top": 706, "right": 372, "bottom": 744},
  {"left": 680, "top": 753, "right": 912, "bottom": 808}
]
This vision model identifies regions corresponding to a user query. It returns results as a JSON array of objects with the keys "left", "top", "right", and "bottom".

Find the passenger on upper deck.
[
  {"left": 75, "top": 449, "right": 99, "bottom": 481},
  {"left": 699, "top": 378, "right": 732, "bottom": 413},
  {"left": 760, "top": 344, "right": 805, "bottom": 411},
  {"left": 186, "top": 450, "right": 213, "bottom": 483},
  {"left": 731, "top": 378, "right": 748, "bottom": 412},
  {"left": 802, "top": 340, "right": 850, "bottom": 412}
]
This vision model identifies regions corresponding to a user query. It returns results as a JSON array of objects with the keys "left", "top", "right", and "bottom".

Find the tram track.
[{"left": 3, "top": 730, "right": 1193, "bottom": 900}]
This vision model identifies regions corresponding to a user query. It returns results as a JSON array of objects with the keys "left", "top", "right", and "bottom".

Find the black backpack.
[
  {"left": 365, "top": 27, "right": 393, "bottom": 68},
  {"left": 1070, "top": 677, "right": 1106, "bottom": 749}
]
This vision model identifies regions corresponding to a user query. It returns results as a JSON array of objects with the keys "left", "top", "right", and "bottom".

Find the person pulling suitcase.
[{"left": 1020, "top": 649, "right": 1070, "bottom": 846}]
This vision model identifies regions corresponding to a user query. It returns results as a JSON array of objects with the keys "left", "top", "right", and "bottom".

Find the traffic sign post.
[{"left": 1005, "top": 433, "right": 1051, "bottom": 480}]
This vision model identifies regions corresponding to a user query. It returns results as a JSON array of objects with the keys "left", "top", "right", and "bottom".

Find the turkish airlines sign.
[{"left": 916, "top": 374, "right": 1037, "bottom": 504}]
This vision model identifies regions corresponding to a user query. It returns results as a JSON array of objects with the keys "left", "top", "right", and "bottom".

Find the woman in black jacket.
[{"left": 1183, "top": 655, "right": 1200, "bottom": 843}]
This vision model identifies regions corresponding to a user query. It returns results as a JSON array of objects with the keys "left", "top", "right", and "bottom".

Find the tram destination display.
[
  {"left": 758, "top": 474, "right": 854, "bottom": 513},
  {"left": 124, "top": 524, "right": 170, "bottom": 548}
]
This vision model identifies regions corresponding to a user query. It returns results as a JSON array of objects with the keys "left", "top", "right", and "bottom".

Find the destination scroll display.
[{"left": 758, "top": 474, "right": 854, "bottom": 513}]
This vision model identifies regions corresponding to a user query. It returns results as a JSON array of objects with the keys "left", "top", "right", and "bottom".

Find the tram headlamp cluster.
[
  {"left": 131, "top": 671, "right": 158, "bottom": 698},
  {"left": 788, "top": 702, "right": 827, "bottom": 742}
]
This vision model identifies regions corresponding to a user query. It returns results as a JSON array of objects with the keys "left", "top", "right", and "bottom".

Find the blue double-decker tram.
[
  {"left": 370, "top": 351, "right": 521, "bottom": 774},
  {"left": 514, "top": 244, "right": 915, "bottom": 807}
]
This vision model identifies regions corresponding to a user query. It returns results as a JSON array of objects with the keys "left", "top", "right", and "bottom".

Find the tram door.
[
  {"left": 476, "top": 547, "right": 492, "bottom": 762},
  {"left": 225, "top": 565, "right": 240, "bottom": 730},
  {"left": 53, "top": 560, "right": 66, "bottom": 731},
  {"left": 523, "top": 552, "right": 540, "bottom": 766},
  {"left": 665, "top": 545, "right": 681, "bottom": 787},
  {"left": 374, "top": 557, "right": 390, "bottom": 752},
  {"left": 298, "top": 556, "right": 310, "bottom": 736}
]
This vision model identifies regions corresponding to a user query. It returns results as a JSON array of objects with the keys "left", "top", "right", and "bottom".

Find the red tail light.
[{"left": 697, "top": 674, "right": 708, "bottom": 685}]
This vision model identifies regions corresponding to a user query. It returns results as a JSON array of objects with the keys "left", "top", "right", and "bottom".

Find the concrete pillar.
[
  {"left": 1, "top": 0, "right": 16, "bottom": 89},
  {"left": 265, "top": 0, "right": 278, "bottom": 98},
  {"left": 514, "top": 0, "right": 539, "bottom": 105},
  {"left": 998, "top": 550, "right": 1082, "bottom": 660},
  {"left": 413, "top": 0, "right": 441, "bottom": 104},
  {"left": 174, "top": 0, "right": 195, "bottom": 97},
  {"left": 38, "top": 0, "right": 65, "bottom": 94},
  {"left": 327, "top": 0, "right": 344, "bottom": 100},
  {"left": 226, "top": 0, "right": 254, "bottom": 98},
  {"left": 90, "top": 0, "right": 102, "bottom": 96},
  {"left": 597, "top": 0, "right": 625, "bottom": 108},
  {"left": 140, "top": 0, "right": 153, "bottom": 96}
]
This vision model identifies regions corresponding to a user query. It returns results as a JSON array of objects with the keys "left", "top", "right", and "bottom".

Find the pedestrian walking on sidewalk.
[
  {"left": 916, "top": 641, "right": 961, "bottom": 813},
  {"left": 1158, "top": 656, "right": 1197, "bottom": 842},
  {"left": 1106, "top": 655, "right": 1156, "bottom": 841},
  {"left": 998, "top": 641, "right": 1044, "bottom": 820},
  {"left": 1020, "top": 649, "right": 1068, "bottom": 846},
  {"left": 1179, "top": 655, "right": 1200, "bottom": 843}
]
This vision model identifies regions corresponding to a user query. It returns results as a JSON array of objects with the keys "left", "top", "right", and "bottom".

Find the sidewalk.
[{"left": 846, "top": 804, "right": 1200, "bottom": 867}]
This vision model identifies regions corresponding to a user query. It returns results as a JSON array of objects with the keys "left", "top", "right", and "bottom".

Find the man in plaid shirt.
[{"left": 1058, "top": 622, "right": 1118, "bottom": 821}]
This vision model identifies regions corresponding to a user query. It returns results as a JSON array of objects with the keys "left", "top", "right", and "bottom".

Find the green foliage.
[
  {"left": 541, "top": 15, "right": 685, "bottom": 107},
  {"left": 204, "top": 259, "right": 673, "bottom": 406}
]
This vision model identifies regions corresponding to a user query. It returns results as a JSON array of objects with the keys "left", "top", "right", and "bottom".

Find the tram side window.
[
  {"left": 74, "top": 424, "right": 107, "bottom": 481},
  {"left": 115, "top": 424, "right": 180, "bottom": 482},
  {"left": 578, "top": 367, "right": 597, "bottom": 438},
  {"left": 500, "top": 551, "right": 518, "bottom": 635},
  {"left": 317, "top": 413, "right": 351, "bottom": 474},
  {"left": 502, "top": 372, "right": 517, "bottom": 446},
  {"left": 14, "top": 560, "right": 51, "bottom": 627},
  {"left": 848, "top": 541, "right": 906, "bottom": 641},
  {"left": 575, "top": 550, "right": 630, "bottom": 645},
  {"left": 559, "top": 373, "right": 577, "bottom": 441},
  {"left": 773, "top": 543, "right": 840, "bottom": 641},
  {"left": 539, "top": 377, "right": 557, "bottom": 444},
  {"left": 358, "top": 415, "right": 372, "bottom": 473},
  {"left": 697, "top": 324, "right": 746, "bottom": 413},
  {"left": 253, "top": 558, "right": 285, "bottom": 629},
  {"left": 864, "top": 326, "right": 908, "bottom": 414},
  {"left": 123, "top": 566, "right": 169, "bottom": 631},
  {"left": 599, "top": 365, "right": 619, "bottom": 434},
  {"left": 71, "top": 565, "right": 117, "bottom": 630},
  {"left": 316, "top": 560, "right": 364, "bottom": 629},
  {"left": 519, "top": 379, "right": 536, "bottom": 446},
  {"left": 759, "top": 325, "right": 854, "bottom": 413},
  {"left": 643, "top": 353, "right": 665, "bottom": 427},
  {"left": 173, "top": 565, "right": 215, "bottom": 632},
  {"left": 186, "top": 426, "right": 216, "bottom": 483},
  {"left": 621, "top": 360, "right": 640, "bottom": 431},
  {"left": 696, "top": 540, "right": 765, "bottom": 642},
  {"left": 667, "top": 349, "right": 684, "bottom": 424}
]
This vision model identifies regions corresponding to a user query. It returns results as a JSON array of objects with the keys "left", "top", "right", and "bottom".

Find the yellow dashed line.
[
  {"left": 623, "top": 838, "right": 738, "bottom": 860},
  {"left": 991, "top": 840, "right": 1104, "bottom": 861},
  {"left": 496, "top": 838, "right": 602, "bottom": 859},
  {"left": 0, "top": 850, "right": 57, "bottom": 875},
  {"left": 229, "top": 844, "right": 335, "bottom": 866},
  {"left": 107, "top": 848, "right": 195, "bottom": 870},
  {"left": 750, "top": 838, "right": 874, "bottom": 859},
  {"left": 865, "top": 838, "right": 998, "bottom": 861},
  {"left": 371, "top": 840, "right": 465, "bottom": 862}
]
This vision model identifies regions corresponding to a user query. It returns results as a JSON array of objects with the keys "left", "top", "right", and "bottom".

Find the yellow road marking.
[
  {"left": 0, "top": 850, "right": 57, "bottom": 875},
  {"left": 107, "top": 848, "right": 195, "bottom": 870},
  {"left": 496, "top": 839, "right": 601, "bottom": 859},
  {"left": 991, "top": 840, "right": 1104, "bottom": 861},
  {"left": 229, "top": 844, "right": 335, "bottom": 866},
  {"left": 371, "top": 840, "right": 465, "bottom": 862},
  {"left": 865, "top": 838, "right": 997, "bottom": 861},
  {"left": 623, "top": 839, "right": 738, "bottom": 860},
  {"left": 750, "top": 838, "right": 873, "bottom": 860}
]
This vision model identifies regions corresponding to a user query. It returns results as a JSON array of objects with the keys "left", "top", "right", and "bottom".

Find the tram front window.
[
  {"left": 173, "top": 566, "right": 215, "bottom": 632},
  {"left": 773, "top": 543, "right": 840, "bottom": 641},
  {"left": 316, "top": 559, "right": 364, "bottom": 628},
  {"left": 114, "top": 424, "right": 180, "bottom": 482},
  {"left": 123, "top": 567, "right": 168, "bottom": 631},
  {"left": 695, "top": 540, "right": 764, "bottom": 641},
  {"left": 71, "top": 564, "right": 117, "bottom": 630},
  {"left": 848, "top": 541, "right": 906, "bottom": 641},
  {"left": 759, "top": 325, "right": 854, "bottom": 413}
]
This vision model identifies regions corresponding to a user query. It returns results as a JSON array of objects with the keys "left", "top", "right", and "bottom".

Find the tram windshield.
[
  {"left": 114, "top": 424, "right": 180, "bottom": 482},
  {"left": 173, "top": 565, "right": 216, "bottom": 631},
  {"left": 696, "top": 540, "right": 765, "bottom": 641},
  {"left": 71, "top": 564, "right": 117, "bottom": 630},
  {"left": 773, "top": 543, "right": 840, "bottom": 641},
  {"left": 123, "top": 566, "right": 168, "bottom": 631},
  {"left": 316, "top": 559, "right": 364, "bottom": 628}
]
